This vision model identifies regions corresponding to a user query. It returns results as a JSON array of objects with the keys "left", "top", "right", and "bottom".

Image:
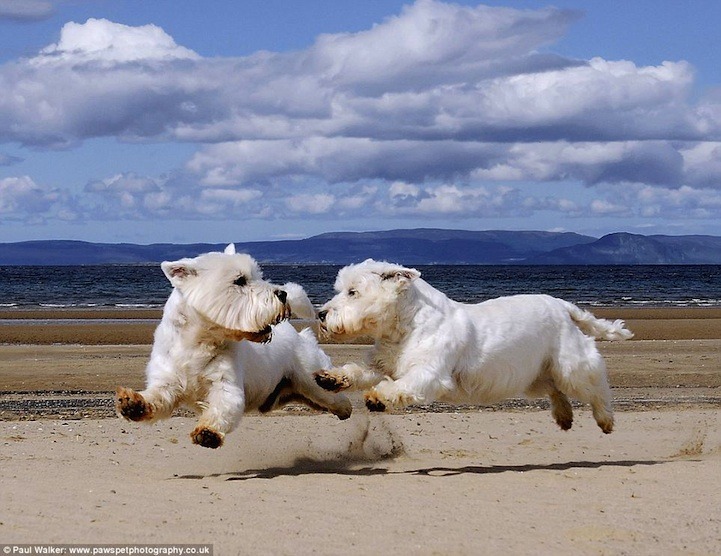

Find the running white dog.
[
  {"left": 115, "top": 245, "right": 351, "bottom": 449},
  {"left": 315, "top": 259, "right": 632, "bottom": 433}
]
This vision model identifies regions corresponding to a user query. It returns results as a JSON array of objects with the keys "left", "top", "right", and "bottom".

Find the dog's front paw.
[
  {"left": 190, "top": 426, "right": 224, "bottom": 449},
  {"left": 115, "top": 387, "right": 154, "bottom": 422},
  {"left": 314, "top": 370, "right": 351, "bottom": 392},
  {"left": 364, "top": 391, "right": 387, "bottom": 412}
]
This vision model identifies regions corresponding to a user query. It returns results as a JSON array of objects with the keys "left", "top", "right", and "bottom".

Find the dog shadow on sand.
[
  {"left": 170, "top": 415, "right": 676, "bottom": 481},
  {"left": 173, "top": 457, "right": 672, "bottom": 482}
]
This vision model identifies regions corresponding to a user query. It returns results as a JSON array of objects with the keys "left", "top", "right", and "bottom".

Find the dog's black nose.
[
  {"left": 317, "top": 310, "right": 328, "bottom": 322},
  {"left": 275, "top": 289, "right": 287, "bottom": 303}
]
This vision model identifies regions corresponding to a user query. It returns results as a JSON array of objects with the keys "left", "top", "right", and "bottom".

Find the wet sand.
[{"left": 1, "top": 308, "right": 720, "bottom": 554}]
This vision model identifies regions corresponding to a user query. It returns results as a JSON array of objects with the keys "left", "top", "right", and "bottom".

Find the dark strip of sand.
[{"left": 1, "top": 307, "right": 720, "bottom": 343}]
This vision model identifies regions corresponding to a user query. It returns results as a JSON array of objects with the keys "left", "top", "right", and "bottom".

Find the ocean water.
[{"left": 0, "top": 264, "right": 719, "bottom": 309}]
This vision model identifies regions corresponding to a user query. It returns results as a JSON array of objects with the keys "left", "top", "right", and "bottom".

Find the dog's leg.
[
  {"left": 259, "top": 377, "right": 293, "bottom": 413},
  {"left": 587, "top": 383, "right": 614, "bottom": 434},
  {"left": 549, "top": 388, "right": 574, "bottom": 431},
  {"left": 591, "top": 399, "right": 614, "bottom": 434},
  {"left": 191, "top": 379, "right": 245, "bottom": 449},
  {"left": 364, "top": 370, "right": 448, "bottom": 412},
  {"left": 314, "top": 362, "right": 384, "bottom": 392},
  {"left": 115, "top": 387, "right": 155, "bottom": 422},
  {"left": 553, "top": 348, "right": 614, "bottom": 434},
  {"left": 560, "top": 371, "right": 614, "bottom": 433},
  {"left": 526, "top": 367, "right": 574, "bottom": 431},
  {"left": 364, "top": 379, "right": 416, "bottom": 412},
  {"left": 289, "top": 371, "right": 353, "bottom": 420},
  {"left": 115, "top": 382, "right": 182, "bottom": 422}
]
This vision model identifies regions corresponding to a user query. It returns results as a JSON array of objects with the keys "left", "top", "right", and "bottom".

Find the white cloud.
[
  {"left": 34, "top": 18, "right": 199, "bottom": 65},
  {"left": 286, "top": 193, "right": 335, "bottom": 214},
  {"left": 306, "top": 0, "right": 580, "bottom": 92},
  {"left": 187, "top": 137, "right": 507, "bottom": 186},
  {"left": 0, "top": 175, "right": 73, "bottom": 220},
  {"left": 681, "top": 142, "right": 721, "bottom": 187},
  {"left": 80, "top": 172, "right": 266, "bottom": 220},
  {"left": 589, "top": 199, "right": 631, "bottom": 216},
  {"left": 1, "top": 1, "right": 721, "bottom": 231},
  {"left": 634, "top": 184, "right": 721, "bottom": 218},
  {"left": 200, "top": 188, "right": 262, "bottom": 205},
  {"left": 1, "top": 2, "right": 716, "bottom": 149}
]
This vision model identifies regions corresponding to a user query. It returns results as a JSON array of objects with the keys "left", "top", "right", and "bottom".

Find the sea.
[{"left": 1, "top": 264, "right": 720, "bottom": 309}]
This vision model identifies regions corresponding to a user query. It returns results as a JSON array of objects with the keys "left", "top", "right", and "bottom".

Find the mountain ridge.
[{"left": 1, "top": 229, "right": 720, "bottom": 265}]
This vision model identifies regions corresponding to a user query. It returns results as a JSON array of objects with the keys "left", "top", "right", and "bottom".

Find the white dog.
[
  {"left": 315, "top": 259, "right": 633, "bottom": 434},
  {"left": 115, "top": 245, "right": 351, "bottom": 449}
]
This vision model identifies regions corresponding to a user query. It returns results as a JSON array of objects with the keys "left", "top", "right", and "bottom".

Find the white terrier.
[
  {"left": 315, "top": 259, "right": 633, "bottom": 434},
  {"left": 115, "top": 245, "right": 351, "bottom": 448}
]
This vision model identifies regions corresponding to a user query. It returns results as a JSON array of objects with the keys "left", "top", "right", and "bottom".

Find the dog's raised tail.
[
  {"left": 562, "top": 300, "right": 634, "bottom": 341},
  {"left": 283, "top": 282, "right": 317, "bottom": 320}
]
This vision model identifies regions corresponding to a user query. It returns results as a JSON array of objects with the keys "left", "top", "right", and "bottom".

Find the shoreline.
[
  {"left": 1, "top": 307, "right": 720, "bottom": 344},
  {"left": 2, "top": 306, "right": 721, "bottom": 319}
]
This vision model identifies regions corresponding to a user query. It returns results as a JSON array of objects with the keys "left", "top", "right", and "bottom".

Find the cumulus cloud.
[
  {"left": 78, "top": 172, "right": 267, "bottom": 221},
  {"left": 186, "top": 138, "right": 507, "bottom": 186},
  {"left": 629, "top": 184, "right": 721, "bottom": 219},
  {"left": 1, "top": 1, "right": 721, "bottom": 229},
  {"left": 1, "top": 2, "right": 716, "bottom": 149},
  {"left": 0, "top": 175, "right": 74, "bottom": 221},
  {"left": 305, "top": 0, "right": 581, "bottom": 94},
  {"left": 33, "top": 18, "right": 199, "bottom": 65}
]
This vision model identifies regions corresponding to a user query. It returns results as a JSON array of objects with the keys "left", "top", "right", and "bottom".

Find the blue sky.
[{"left": 1, "top": 0, "right": 721, "bottom": 244}]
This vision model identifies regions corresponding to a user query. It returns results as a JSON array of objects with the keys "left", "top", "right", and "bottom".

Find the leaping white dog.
[
  {"left": 115, "top": 245, "right": 351, "bottom": 449},
  {"left": 315, "top": 259, "right": 632, "bottom": 434}
]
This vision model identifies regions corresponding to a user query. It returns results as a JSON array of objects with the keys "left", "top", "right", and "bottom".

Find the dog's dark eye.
[
  {"left": 347, "top": 289, "right": 357, "bottom": 297},
  {"left": 233, "top": 276, "right": 247, "bottom": 287}
]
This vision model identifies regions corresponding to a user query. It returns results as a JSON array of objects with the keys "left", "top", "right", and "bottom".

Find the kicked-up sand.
[{"left": 0, "top": 307, "right": 720, "bottom": 554}]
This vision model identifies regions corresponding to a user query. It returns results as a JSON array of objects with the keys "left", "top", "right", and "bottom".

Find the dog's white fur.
[
  {"left": 316, "top": 259, "right": 633, "bottom": 433},
  {"left": 116, "top": 245, "right": 351, "bottom": 448}
]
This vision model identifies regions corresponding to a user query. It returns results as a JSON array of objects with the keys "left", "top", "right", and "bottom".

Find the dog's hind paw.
[
  {"left": 115, "top": 387, "right": 153, "bottom": 422},
  {"left": 190, "top": 426, "right": 224, "bottom": 449},
  {"left": 314, "top": 371, "right": 351, "bottom": 392},
  {"left": 364, "top": 392, "right": 387, "bottom": 412}
]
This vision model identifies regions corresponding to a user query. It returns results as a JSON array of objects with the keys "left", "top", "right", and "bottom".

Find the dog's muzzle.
[
  {"left": 275, "top": 289, "right": 287, "bottom": 304},
  {"left": 226, "top": 299, "right": 290, "bottom": 344},
  {"left": 316, "top": 310, "right": 333, "bottom": 337}
]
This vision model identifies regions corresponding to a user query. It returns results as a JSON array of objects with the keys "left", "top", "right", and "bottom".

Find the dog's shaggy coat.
[
  {"left": 116, "top": 245, "right": 351, "bottom": 448},
  {"left": 316, "top": 259, "right": 632, "bottom": 433}
]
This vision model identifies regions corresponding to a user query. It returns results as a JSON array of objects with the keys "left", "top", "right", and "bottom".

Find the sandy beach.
[{"left": 1, "top": 308, "right": 720, "bottom": 554}]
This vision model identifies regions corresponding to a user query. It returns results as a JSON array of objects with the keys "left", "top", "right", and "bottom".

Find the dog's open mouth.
[
  {"left": 225, "top": 306, "right": 291, "bottom": 344},
  {"left": 317, "top": 322, "right": 331, "bottom": 339},
  {"left": 227, "top": 325, "right": 272, "bottom": 343}
]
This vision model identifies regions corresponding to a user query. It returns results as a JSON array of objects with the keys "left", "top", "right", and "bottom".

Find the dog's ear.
[
  {"left": 380, "top": 266, "right": 421, "bottom": 288},
  {"left": 224, "top": 244, "right": 236, "bottom": 255},
  {"left": 161, "top": 259, "right": 198, "bottom": 287}
]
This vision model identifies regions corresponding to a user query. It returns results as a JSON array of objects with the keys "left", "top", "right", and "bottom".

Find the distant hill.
[
  {"left": 0, "top": 229, "right": 719, "bottom": 265},
  {"left": 531, "top": 233, "right": 721, "bottom": 264}
]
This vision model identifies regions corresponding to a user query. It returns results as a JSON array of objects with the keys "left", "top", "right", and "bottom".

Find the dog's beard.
[
  {"left": 187, "top": 287, "right": 290, "bottom": 340},
  {"left": 322, "top": 311, "right": 372, "bottom": 339}
]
